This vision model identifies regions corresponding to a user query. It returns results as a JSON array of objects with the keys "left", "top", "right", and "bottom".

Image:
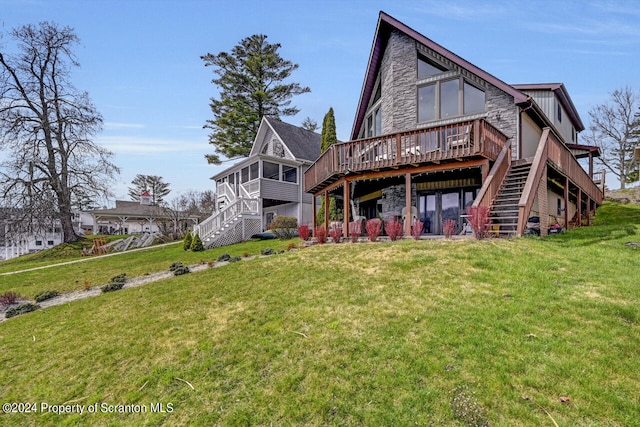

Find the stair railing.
[
  {"left": 194, "top": 197, "right": 259, "bottom": 243},
  {"left": 472, "top": 139, "right": 512, "bottom": 209},
  {"left": 517, "top": 128, "right": 550, "bottom": 236}
]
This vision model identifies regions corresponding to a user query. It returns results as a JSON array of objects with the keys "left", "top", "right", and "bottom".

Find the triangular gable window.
[{"left": 418, "top": 55, "right": 447, "bottom": 79}]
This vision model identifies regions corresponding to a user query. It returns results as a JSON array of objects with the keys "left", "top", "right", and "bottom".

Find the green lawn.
[{"left": 1, "top": 202, "right": 639, "bottom": 426}]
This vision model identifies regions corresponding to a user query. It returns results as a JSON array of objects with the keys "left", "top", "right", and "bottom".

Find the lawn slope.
[{"left": 1, "top": 202, "right": 639, "bottom": 426}]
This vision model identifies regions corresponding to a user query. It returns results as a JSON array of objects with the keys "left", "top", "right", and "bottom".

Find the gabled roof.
[
  {"left": 351, "top": 11, "right": 530, "bottom": 140},
  {"left": 512, "top": 83, "right": 585, "bottom": 132},
  {"left": 265, "top": 117, "right": 321, "bottom": 162},
  {"left": 91, "top": 201, "right": 166, "bottom": 217}
]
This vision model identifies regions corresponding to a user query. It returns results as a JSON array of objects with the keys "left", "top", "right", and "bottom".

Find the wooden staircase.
[{"left": 488, "top": 160, "right": 532, "bottom": 237}]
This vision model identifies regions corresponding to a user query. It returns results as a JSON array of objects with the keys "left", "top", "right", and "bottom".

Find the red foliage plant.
[
  {"left": 314, "top": 226, "right": 327, "bottom": 244},
  {"left": 385, "top": 219, "right": 404, "bottom": 241},
  {"left": 297, "top": 224, "right": 311, "bottom": 241},
  {"left": 466, "top": 205, "right": 490, "bottom": 239},
  {"left": 365, "top": 218, "right": 382, "bottom": 242},
  {"left": 411, "top": 221, "right": 424, "bottom": 240},
  {"left": 442, "top": 219, "right": 457, "bottom": 239},
  {"left": 0, "top": 291, "right": 19, "bottom": 305},
  {"left": 349, "top": 221, "right": 362, "bottom": 243},
  {"left": 329, "top": 225, "right": 343, "bottom": 243}
]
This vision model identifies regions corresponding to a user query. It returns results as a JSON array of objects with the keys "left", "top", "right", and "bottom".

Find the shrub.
[
  {"left": 443, "top": 219, "right": 457, "bottom": 239},
  {"left": 385, "top": 219, "right": 404, "bottom": 241},
  {"left": 467, "top": 206, "right": 490, "bottom": 239},
  {"left": 314, "top": 226, "right": 327, "bottom": 244},
  {"left": 183, "top": 231, "right": 193, "bottom": 251},
  {"left": 34, "top": 290, "right": 60, "bottom": 303},
  {"left": 169, "top": 262, "right": 184, "bottom": 271},
  {"left": 365, "top": 218, "right": 382, "bottom": 242},
  {"left": 173, "top": 265, "right": 190, "bottom": 276},
  {"left": 329, "top": 225, "right": 343, "bottom": 243},
  {"left": 229, "top": 256, "right": 242, "bottom": 263},
  {"left": 411, "top": 221, "right": 424, "bottom": 240},
  {"left": 297, "top": 224, "right": 311, "bottom": 241},
  {"left": 261, "top": 248, "right": 274, "bottom": 256},
  {"left": 349, "top": 221, "right": 362, "bottom": 243},
  {"left": 190, "top": 233, "right": 204, "bottom": 252},
  {"left": 0, "top": 291, "right": 19, "bottom": 305},
  {"left": 101, "top": 273, "right": 127, "bottom": 293},
  {"left": 242, "top": 251, "right": 250, "bottom": 258},
  {"left": 269, "top": 216, "right": 298, "bottom": 240},
  {"left": 5, "top": 303, "right": 40, "bottom": 319},
  {"left": 217, "top": 253, "right": 231, "bottom": 262}
]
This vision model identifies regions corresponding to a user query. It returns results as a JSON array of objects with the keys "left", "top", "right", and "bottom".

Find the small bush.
[
  {"left": 190, "top": 233, "right": 204, "bottom": 252},
  {"left": 261, "top": 248, "right": 274, "bottom": 256},
  {"left": 467, "top": 206, "right": 490, "bottom": 240},
  {"left": 329, "top": 225, "right": 343, "bottom": 243},
  {"left": 297, "top": 224, "right": 311, "bottom": 241},
  {"left": 101, "top": 273, "right": 127, "bottom": 293},
  {"left": 314, "top": 226, "right": 327, "bottom": 244},
  {"left": 443, "top": 219, "right": 457, "bottom": 239},
  {"left": 218, "top": 253, "right": 231, "bottom": 262},
  {"left": 411, "top": 221, "right": 423, "bottom": 240},
  {"left": 173, "top": 265, "right": 190, "bottom": 276},
  {"left": 169, "top": 262, "right": 184, "bottom": 271},
  {"left": 365, "top": 219, "right": 382, "bottom": 242},
  {"left": 349, "top": 221, "right": 362, "bottom": 243},
  {"left": 5, "top": 303, "right": 40, "bottom": 319},
  {"left": 183, "top": 231, "right": 193, "bottom": 251},
  {"left": 385, "top": 219, "right": 404, "bottom": 241},
  {"left": 229, "top": 256, "right": 242, "bottom": 263},
  {"left": 269, "top": 216, "right": 298, "bottom": 240},
  {"left": 34, "top": 290, "right": 60, "bottom": 303},
  {"left": 242, "top": 251, "right": 250, "bottom": 258},
  {"left": 0, "top": 291, "right": 19, "bottom": 305}
]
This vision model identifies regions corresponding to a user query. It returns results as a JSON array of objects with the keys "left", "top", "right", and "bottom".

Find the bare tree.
[
  {"left": 0, "top": 22, "right": 119, "bottom": 243},
  {"left": 583, "top": 86, "right": 639, "bottom": 189}
]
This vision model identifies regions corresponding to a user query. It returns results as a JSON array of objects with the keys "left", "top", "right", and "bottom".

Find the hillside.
[{"left": 1, "top": 202, "right": 639, "bottom": 426}]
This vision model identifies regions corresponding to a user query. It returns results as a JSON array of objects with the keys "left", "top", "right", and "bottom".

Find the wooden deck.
[{"left": 304, "top": 119, "right": 508, "bottom": 193}]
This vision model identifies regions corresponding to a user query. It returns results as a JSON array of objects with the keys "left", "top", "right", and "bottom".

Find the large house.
[
  {"left": 304, "top": 12, "right": 604, "bottom": 237},
  {"left": 194, "top": 117, "right": 321, "bottom": 247}
]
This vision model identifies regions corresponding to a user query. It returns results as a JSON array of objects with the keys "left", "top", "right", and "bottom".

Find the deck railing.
[
  {"left": 305, "top": 119, "right": 507, "bottom": 193},
  {"left": 193, "top": 197, "right": 259, "bottom": 243},
  {"left": 472, "top": 139, "right": 512, "bottom": 209}
]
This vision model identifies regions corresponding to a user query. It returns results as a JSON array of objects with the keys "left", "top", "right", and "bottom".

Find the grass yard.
[{"left": 0, "top": 202, "right": 639, "bottom": 426}]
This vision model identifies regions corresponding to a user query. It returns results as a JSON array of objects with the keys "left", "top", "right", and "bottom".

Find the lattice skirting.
[{"left": 207, "top": 216, "right": 262, "bottom": 248}]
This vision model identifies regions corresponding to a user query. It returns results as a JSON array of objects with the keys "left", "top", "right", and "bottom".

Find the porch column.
[
  {"left": 586, "top": 196, "right": 592, "bottom": 226},
  {"left": 589, "top": 153, "right": 594, "bottom": 178},
  {"left": 564, "top": 177, "right": 569, "bottom": 230},
  {"left": 481, "top": 159, "right": 490, "bottom": 181},
  {"left": 311, "top": 193, "right": 316, "bottom": 232},
  {"left": 323, "top": 190, "right": 329, "bottom": 231},
  {"left": 343, "top": 180, "right": 350, "bottom": 238},
  {"left": 405, "top": 172, "right": 412, "bottom": 237}
]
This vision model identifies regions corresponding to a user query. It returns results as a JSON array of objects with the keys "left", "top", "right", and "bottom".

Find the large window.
[
  {"left": 282, "top": 165, "right": 297, "bottom": 183},
  {"left": 418, "top": 78, "right": 485, "bottom": 123},
  {"left": 249, "top": 162, "right": 259, "bottom": 180},
  {"left": 366, "top": 107, "right": 382, "bottom": 137},
  {"left": 263, "top": 161, "right": 279, "bottom": 180},
  {"left": 418, "top": 55, "right": 446, "bottom": 79}
]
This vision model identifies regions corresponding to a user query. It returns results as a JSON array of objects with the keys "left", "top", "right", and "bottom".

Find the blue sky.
[{"left": 2, "top": 0, "right": 639, "bottom": 200}]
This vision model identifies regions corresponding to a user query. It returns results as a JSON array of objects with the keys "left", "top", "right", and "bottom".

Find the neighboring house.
[
  {"left": 304, "top": 12, "right": 604, "bottom": 237},
  {"left": 90, "top": 192, "right": 198, "bottom": 235},
  {"left": 194, "top": 117, "right": 321, "bottom": 247},
  {"left": 1, "top": 216, "right": 64, "bottom": 261}
]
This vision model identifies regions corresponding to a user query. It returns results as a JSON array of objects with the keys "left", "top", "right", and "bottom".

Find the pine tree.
[
  {"left": 321, "top": 107, "right": 337, "bottom": 153},
  {"left": 201, "top": 34, "right": 311, "bottom": 164},
  {"left": 183, "top": 230, "right": 193, "bottom": 251},
  {"left": 190, "top": 233, "right": 204, "bottom": 252}
]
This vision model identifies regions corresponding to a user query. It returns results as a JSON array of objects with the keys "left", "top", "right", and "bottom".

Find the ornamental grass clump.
[
  {"left": 443, "top": 219, "right": 457, "bottom": 239},
  {"left": 0, "top": 291, "right": 19, "bottom": 305},
  {"left": 365, "top": 218, "right": 382, "bottom": 242},
  {"left": 411, "top": 220, "right": 423, "bottom": 240},
  {"left": 467, "top": 206, "right": 490, "bottom": 239}
]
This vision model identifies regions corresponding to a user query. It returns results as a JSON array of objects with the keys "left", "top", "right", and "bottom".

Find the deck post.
[
  {"left": 405, "top": 172, "right": 412, "bottom": 237},
  {"left": 311, "top": 193, "right": 316, "bottom": 232},
  {"left": 343, "top": 180, "right": 350, "bottom": 239},
  {"left": 576, "top": 188, "right": 582, "bottom": 227},
  {"left": 324, "top": 190, "right": 329, "bottom": 232},
  {"left": 586, "top": 196, "right": 591, "bottom": 226},
  {"left": 564, "top": 176, "right": 569, "bottom": 230}
]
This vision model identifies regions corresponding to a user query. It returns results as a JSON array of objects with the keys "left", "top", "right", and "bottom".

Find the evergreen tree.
[
  {"left": 190, "top": 233, "right": 204, "bottom": 252},
  {"left": 201, "top": 34, "right": 311, "bottom": 164},
  {"left": 183, "top": 230, "right": 192, "bottom": 251},
  {"left": 128, "top": 174, "right": 171, "bottom": 205},
  {"left": 321, "top": 107, "right": 337, "bottom": 153}
]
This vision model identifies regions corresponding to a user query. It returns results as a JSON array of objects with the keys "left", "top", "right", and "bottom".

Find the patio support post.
[
  {"left": 564, "top": 177, "right": 569, "bottom": 229},
  {"left": 577, "top": 188, "right": 582, "bottom": 227},
  {"left": 586, "top": 196, "right": 591, "bottom": 226},
  {"left": 323, "top": 190, "right": 329, "bottom": 231},
  {"left": 311, "top": 193, "right": 316, "bottom": 232},
  {"left": 589, "top": 153, "right": 594, "bottom": 178},
  {"left": 405, "top": 172, "right": 412, "bottom": 237},
  {"left": 343, "top": 180, "right": 350, "bottom": 238}
]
